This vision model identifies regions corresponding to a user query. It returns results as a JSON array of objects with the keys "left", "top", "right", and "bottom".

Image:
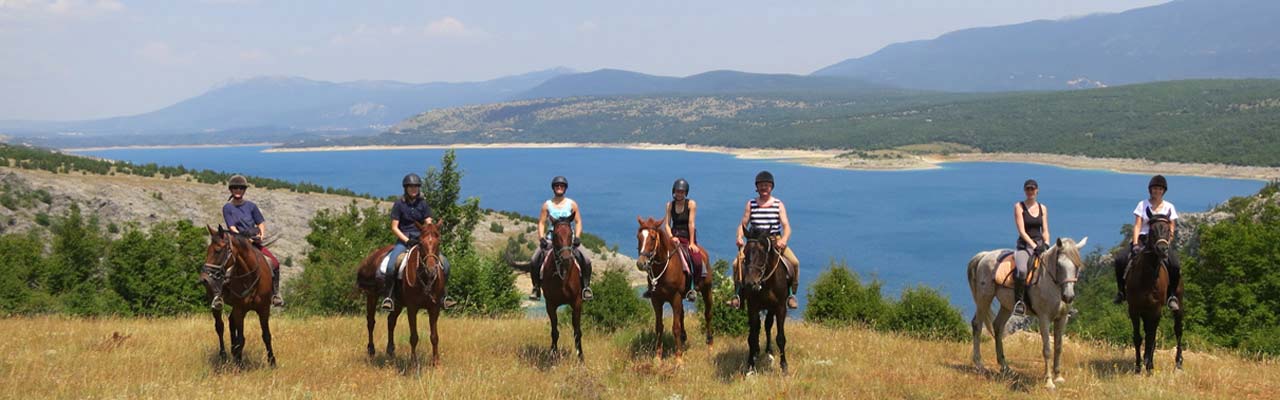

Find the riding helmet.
[
  {"left": 1023, "top": 179, "right": 1038, "bottom": 190},
  {"left": 551, "top": 176, "right": 569, "bottom": 189},
  {"left": 672, "top": 178, "right": 690, "bottom": 194},
  {"left": 1148, "top": 175, "right": 1168, "bottom": 192},
  {"left": 228, "top": 175, "right": 249, "bottom": 189},
  {"left": 755, "top": 170, "right": 774, "bottom": 186},
  {"left": 402, "top": 173, "right": 423, "bottom": 187}
]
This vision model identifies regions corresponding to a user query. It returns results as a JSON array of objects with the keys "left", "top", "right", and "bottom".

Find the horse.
[
  {"left": 201, "top": 225, "right": 277, "bottom": 367},
  {"left": 1124, "top": 214, "right": 1184, "bottom": 373},
  {"left": 634, "top": 217, "right": 714, "bottom": 365},
  {"left": 355, "top": 221, "right": 448, "bottom": 367},
  {"left": 739, "top": 225, "right": 791, "bottom": 374},
  {"left": 967, "top": 237, "right": 1088, "bottom": 389},
  {"left": 508, "top": 217, "right": 585, "bottom": 362}
]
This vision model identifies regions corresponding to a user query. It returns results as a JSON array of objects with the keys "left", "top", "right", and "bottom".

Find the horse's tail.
[
  {"left": 966, "top": 252, "right": 995, "bottom": 336},
  {"left": 355, "top": 246, "right": 388, "bottom": 291}
]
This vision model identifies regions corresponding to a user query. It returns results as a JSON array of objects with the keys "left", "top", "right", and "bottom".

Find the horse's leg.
[
  {"left": 408, "top": 306, "right": 420, "bottom": 369},
  {"left": 1131, "top": 316, "right": 1143, "bottom": 374},
  {"left": 1174, "top": 309, "right": 1184, "bottom": 370},
  {"left": 970, "top": 295, "right": 992, "bottom": 371},
  {"left": 702, "top": 282, "right": 714, "bottom": 349},
  {"left": 230, "top": 309, "right": 246, "bottom": 362},
  {"left": 212, "top": 308, "right": 227, "bottom": 359},
  {"left": 572, "top": 303, "right": 584, "bottom": 363},
  {"left": 1038, "top": 313, "right": 1055, "bottom": 389},
  {"left": 547, "top": 302, "right": 560, "bottom": 356},
  {"left": 993, "top": 306, "right": 1014, "bottom": 374},
  {"left": 673, "top": 297, "right": 686, "bottom": 366},
  {"left": 652, "top": 299, "right": 665, "bottom": 363},
  {"left": 257, "top": 308, "right": 276, "bottom": 367},
  {"left": 764, "top": 310, "right": 775, "bottom": 356},
  {"left": 747, "top": 305, "right": 761, "bottom": 374},
  {"left": 386, "top": 306, "right": 401, "bottom": 357},
  {"left": 1143, "top": 314, "right": 1159, "bottom": 373},
  {"left": 428, "top": 305, "right": 441, "bottom": 366},
  {"left": 365, "top": 293, "right": 377, "bottom": 356},
  {"left": 1053, "top": 315, "right": 1067, "bottom": 384},
  {"left": 776, "top": 308, "right": 788, "bottom": 375}
]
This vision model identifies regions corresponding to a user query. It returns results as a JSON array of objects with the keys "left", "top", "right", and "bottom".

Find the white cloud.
[
  {"left": 0, "top": 0, "right": 122, "bottom": 17},
  {"left": 424, "top": 16, "right": 479, "bottom": 38}
]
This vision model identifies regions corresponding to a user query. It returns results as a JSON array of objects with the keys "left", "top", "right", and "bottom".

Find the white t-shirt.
[{"left": 1133, "top": 199, "right": 1178, "bottom": 235}]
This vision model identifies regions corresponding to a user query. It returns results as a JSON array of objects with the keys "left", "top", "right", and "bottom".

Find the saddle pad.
[
  {"left": 376, "top": 247, "right": 414, "bottom": 280},
  {"left": 994, "top": 251, "right": 1039, "bottom": 288}
]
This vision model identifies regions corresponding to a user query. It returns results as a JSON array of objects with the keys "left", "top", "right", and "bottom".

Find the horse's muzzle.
[{"left": 1062, "top": 283, "right": 1077, "bottom": 303}]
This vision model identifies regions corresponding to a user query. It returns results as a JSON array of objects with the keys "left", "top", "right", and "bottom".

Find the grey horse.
[{"left": 967, "top": 237, "right": 1088, "bottom": 389}]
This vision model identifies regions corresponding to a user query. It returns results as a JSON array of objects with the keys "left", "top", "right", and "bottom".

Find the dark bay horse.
[
  {"left": 356, "top": 222, "right": 448, "bottom": 366},
  {"left": 635, "top": 217, "right": 714, "bottom": 365},
  {"left": 740, "top": 226, "right": 790, "bottom": 374},
  {"left": 1124, "top": 214, "right": 1184, "bottom": 373},
  {"left": 201, "top": 225, "right": 276, "bottom": 366},
  {"left": 509, "top": 218, "right": 585, "bottom": 362}
]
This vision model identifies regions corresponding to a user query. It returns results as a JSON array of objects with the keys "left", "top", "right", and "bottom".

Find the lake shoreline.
[
  {"left": 264, "top": 142, "right": 1279, "bottom": 180},
  {"left": 62, "top": 142, "right": 283, "bottom": 152}
]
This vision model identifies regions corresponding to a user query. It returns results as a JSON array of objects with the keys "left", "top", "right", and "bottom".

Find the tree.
[{"left": 422, "top": 150, "right": 482, "bottom": 258}]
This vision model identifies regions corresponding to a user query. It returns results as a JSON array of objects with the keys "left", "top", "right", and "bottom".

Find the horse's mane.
[{"left": 1049, "top": 238, "right": 1086, "bottom": 269}]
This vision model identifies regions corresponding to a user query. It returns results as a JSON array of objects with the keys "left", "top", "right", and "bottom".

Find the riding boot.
[
  {"left": 208, "top": 270, "right": 225, "bottom": 311},
  {"left": 642, "top": 282, "right": 653, "bottom": 298},
  {"left": 529, "top": 247, "right": 544, "bottom": 300},
  {"left": 786, "top": 262, "right": 799, "bottom": 310},
  {"left": 1113, "top": 250, "right": 1129, "bottom": 304},
  {"left": 579, "top": 250, "right": 594, "bottom": 301},
  {"left": 1012, "top": 270, "right": 1027, "bottom": 316},
  {"left": 685, "top": 254, "right": 699, "bottom": 301},
  {"left": 1166, "top": 263, "right": 1182, "bottom": 311},
  {"left": 381, "top": 275, "right": 396, "bottom": 311},
  {"left": 271, "top": 267, "right": 284, "bottom": 307}
]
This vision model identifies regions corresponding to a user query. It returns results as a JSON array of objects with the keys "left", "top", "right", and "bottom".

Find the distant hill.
[
  {"left": 518, "top": 69, "right": 885, "bottom": 99},
  {"left": 0, "top": 68, "right": 575, "bottom": 139},
  {"left": 813, "top": 0, "right": 1280, "bottom": 92},
  {"left": 292, "top": 79, "right": 1280, "bottom": 167}
]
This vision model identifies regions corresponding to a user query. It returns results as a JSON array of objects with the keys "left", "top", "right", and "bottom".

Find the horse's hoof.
[
  {"left": 1045, "top": 380, "right": 1056, "bottom": 390},
  {"left": 268, "top": 358, "right": 277, "bottom": 368},
  {"left": 367, "top": 346, "right": 376, "bottom": 356},
  {"left": 1054, "top": 376, "right": 1065, "bottom": 384},
  {"left": 766, "top": 353, "right": 775, "bottom": 363}
]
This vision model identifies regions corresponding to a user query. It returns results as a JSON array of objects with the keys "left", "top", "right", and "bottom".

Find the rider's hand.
[
  {"left": 736, "top": 238, "right": 744, "bottom": 248},
  {"left": 573, "top": 237, "right": 581, "bottom": 247},
  {"left": 776, "top": 239, "right": 787, "bottom": 249},
  {"left": 539, "top": 237, "right": 548, "bottom": 248},
  {"left": 670, "top": 237, "right": 681, "bottom": 246}
]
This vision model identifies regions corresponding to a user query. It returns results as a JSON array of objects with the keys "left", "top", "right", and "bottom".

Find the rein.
[
  {"left": 208, "top": 235, "right": 263, "bottom": 299},
  {"left": 745, "top": 235, "right": 782, "bottom": 284}
]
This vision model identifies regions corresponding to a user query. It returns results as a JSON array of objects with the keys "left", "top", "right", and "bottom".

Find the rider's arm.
[
  {"left": 1040, "top": 204, "right": 1050, "bottom": 245},
  {"left": 688, "top": 200, "right": 698, "bottom": 244},
  {"left": 391, "top": 220, "right": 409, "bottom": 243},
  {"left": 573, "top": 201, "right": 583, "bottom": 239},
  {"left": 1131, "top": 215, "right": 1143, "bottom": 246},
  {"left": 661, "top": 201, "right": 674, "bottom": 237},
  {"left": 222, "top": 205, "right": 239, "bottom": 234},
  {"left": 537, "top": 202, "right": 548, "bottom": 237},
  {"left": 736, "top": 201, "right": 751, "bottom": 246},
  {"left": 778, "top": 200, "right": 792, "bottom": 246},
  {"left": 1015, "top": 202, "right": 1034, "bottom": 248},
  {"left": 252, "top": 206, "right": 266, "bottom": 238}
]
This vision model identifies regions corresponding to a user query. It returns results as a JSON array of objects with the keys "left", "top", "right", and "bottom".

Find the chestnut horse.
[
  {"left": 1124, "top": 214, "right": 1184, "bottom": 373},
  {"left": 356, "top": 221, "right": 448, "bottom": 366},
  {"left": 509, "top": 217, "right": 585, "bottom": 362},
  {"left": 635, "top": 217, "right": 714, "bottom": 364},
  {"left": 201, "top": 225, "right": 277, "bottom": 366},
  {"left": 740, "top": 225, "right": 790, "bottom": 374}
]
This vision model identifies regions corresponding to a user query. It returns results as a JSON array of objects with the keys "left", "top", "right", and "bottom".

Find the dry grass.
[{"left": 1, "top": 315, "right": 1277, "bottom": 399}]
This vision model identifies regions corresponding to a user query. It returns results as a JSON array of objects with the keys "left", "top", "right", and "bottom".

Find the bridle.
[
  {"left": 637, "top": 226, "right": 678, "bottom": 287},
  {"left": 744, "top": 233, "right": 781, "bottom": 286}
]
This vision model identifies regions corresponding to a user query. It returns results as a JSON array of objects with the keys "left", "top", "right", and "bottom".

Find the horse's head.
[
  {"left": 203, "top": 224, "right": 235, "bottom": 271},
  {"left": 741, "top": 225, "right": 774, "bottom": 291},
  {"left": 1145, "top": 214, "right": 1174, "bottom": 259},
  {"left": 1047, "top": 237, "right": 1088, "bottom": 304},
  {"left": 635, "top": 216, "right": 663, "bottom": 271},
  {"left": 550, "top": 216, "right": 576, "bottom": 268},
  {"left": 413, "top": 220, "right": 443, "bottom": 270}
]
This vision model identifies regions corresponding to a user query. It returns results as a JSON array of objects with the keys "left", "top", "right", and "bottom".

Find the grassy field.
[{"left": 1, "top": 315, "right": 1276, "bottom": 399}]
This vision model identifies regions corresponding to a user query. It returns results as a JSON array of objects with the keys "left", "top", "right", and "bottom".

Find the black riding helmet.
[
  {"left": 551, "top": 176, "right": 569, "bottom": 189},
  {"left": 672, "top": 178, "right": 689, "bottom": 194},
  {"left": 402, "top": 173, "right": 423, "bottom": 187},
  {"left": 1148, "top": 175, "right": 1168, "bottom": 192},
  {"left": 755, "top": 171, "right": 774, "bottom": 186},
  {"left": 228, "top": 175, "right": 249, "bottom": 189}
]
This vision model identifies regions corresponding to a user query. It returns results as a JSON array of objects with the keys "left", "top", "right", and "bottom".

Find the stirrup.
[
  {"left": 727, "top": 295, "right": 741, "bottom": 309},
  {"left": 1167, "top": 296, "right": 1180, "bottom": 311},
  {"left": 685, "top": 289, "right": 697, "bottom": 302},
  {"left": 210, "top": 295, "right": 223, "bottom": 311},
  {"left": 1113, "top": 292, "right": 1126, "bottom": 304},
  {"left": 272, "top": 295, "right": 285, "bottom": 307},
  {"left": 529, "top": 287, "right": 541, "bottom": 300},
  {"left": 582, "top": 287, "right": 594, "bottom": 301},
  {"left": 1013, "top": 301, "right": 1026, "bottom": 316},
  {"left": 786, "top": 295, "right": 799, "bottom": 309},
  {"left": 380, "top": 297, "right": 395, "bottom": 311}
]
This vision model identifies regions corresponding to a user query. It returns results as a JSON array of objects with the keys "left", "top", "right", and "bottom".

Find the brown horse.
[
  {"left": 508, "top": 217, "right": 585, "bottom": 362},
  {"left": 634, "top": 217, "right": 714, "bottom": 365},
  {"left": 740, "top": 225, "right": 790, "bottom": 374},
  {"left": 356, "top": 221, "right": 448, "bottom": 366},
  {"left": 1125, "top": 214, "right": 1185, "bottom": 373},
  {"left": 201, "top": 225, "right": 277, "bottom": 366}
]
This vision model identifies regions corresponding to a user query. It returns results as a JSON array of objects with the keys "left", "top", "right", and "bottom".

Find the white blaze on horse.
[{"left": 967, "top": 237, "right": 1088, "bottom": 390}]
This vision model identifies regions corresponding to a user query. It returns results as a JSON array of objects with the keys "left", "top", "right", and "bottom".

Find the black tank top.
[
  {"left": 1021, "top": 201, "right": 1044, "bottom": 243},
  {"left": 669, "top": 200, "right": 691, "bottom": 239}
]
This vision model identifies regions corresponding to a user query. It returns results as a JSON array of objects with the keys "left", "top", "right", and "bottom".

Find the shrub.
[
  {"left": 885, "top": 285, "right": 969, "bottom": 342},
  {"left": 805, "top": 261, "right": 890, "bottom": 327},
  {"left": 579, "top": 269, "right": 646, "bottom": 332},
  {"left": 701, "top": 259, "right": 749, "bottom": 337},
  {"left": 105, "top": 221, "right": 206, "bottom": 316},
  {"left": 1241, "top": 326, "right": 1280, "bottom": 358},
  {"left": 489, "top": 221, "right": 504, "bottom": 233},
  {"left": 290, "top": 202, "right": 392, "bottom": 315},
  {"left": 448, "top": 253, "right": 521, "bottom": 317}
]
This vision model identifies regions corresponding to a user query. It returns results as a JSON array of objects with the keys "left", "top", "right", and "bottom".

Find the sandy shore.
[
  {"left": 266, "top": 142, "right": 1279, "bottom": 180},
  {"left": 62, "top": 142, "right": 282, "bottom": 152}
]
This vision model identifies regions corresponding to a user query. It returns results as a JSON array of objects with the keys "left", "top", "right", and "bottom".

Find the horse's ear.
[
  {"left": 637, "top": 216, "right": 644, "bottom": 226},
  {"left": 1076, "top": 237, "right": 1088, "bottom": 249},
  {"left": 1057, "top": 237, "right": 1064, "bottom": 248},
  {"left": 206, "top": 224, "right": 216, "bottom": 236},
  {"left": 414, "top": 220, "right": 426, "bottom": 232}
]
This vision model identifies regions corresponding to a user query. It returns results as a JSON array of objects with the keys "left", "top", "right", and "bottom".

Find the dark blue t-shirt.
[
  {"left": 391, "top": 197, "right": 434, "bottom": 241},
  {"left": 222, "top": 201, "right": 265, "bottom": 236}
]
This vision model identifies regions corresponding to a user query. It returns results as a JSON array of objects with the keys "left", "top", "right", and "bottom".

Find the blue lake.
[{"left": 78, "top": 146, "right": 1264, "bottom": 314}]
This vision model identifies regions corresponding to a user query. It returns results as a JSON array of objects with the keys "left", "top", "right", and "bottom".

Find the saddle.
[
  {"left": 377, "top": 246, "right": 415, "bottom": 281},
  {"left": 994, "top": 250, "right": 1040, "bottom": 288}
]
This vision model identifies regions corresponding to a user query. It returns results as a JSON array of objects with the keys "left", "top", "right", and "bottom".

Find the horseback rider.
[
  {"left": 645, "top": 178, "right": 706, "bottom": 301},
  {"left": 730, "top": 171, "right": 801, "bottom": 310},
  {"left": 382, "top": 173, "right": 454, "bottom": 311},
  {"left": 1114, "top": 175, "right": 1182, "bottom": 311},
  {"left": 527, "top": 176, "right": 594, "bottom": 301},
  {"left": 220, "top": 175, "right": 284, "bottom": 308},
  {"left": 1013, "top": 179, "right": 1050, "bottom": 316}
]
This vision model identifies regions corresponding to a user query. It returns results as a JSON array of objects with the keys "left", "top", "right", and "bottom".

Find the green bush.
[
  {"left": 579, "top": 269, "right": 646, "bottom": 332},
  {"left": 1241, "top": 326, "right": 1280, "bottom": 358},
  {"left": 702, "top": 259, "right": 749, "bottom": 337},
  {"left": 885, "top": 285, "right": 969, "bottom": 342},
  {"left": 805, "top": 261, "right": 890, "bottom": 327},
  {"left": 489, "top": 221, "right": 504, "bottom": 233},
  {"left": 290, "top": 202, "right": 393, "bottom": 315},
  {"left": 580, "top": 232, "right": 606, "bottom": 253},
  {"left": 448, "top": 252, "right": 521, "bottom": 317},
  {"left": 0, "top": 233, "right": 44, "bottom": 314},
  {"left": 105, "top": 221, "right": 206, "bottom": 316}
]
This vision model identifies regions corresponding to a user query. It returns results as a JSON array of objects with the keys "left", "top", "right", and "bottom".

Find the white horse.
[{"left": 967, "top": 237, "right": 1088, "bottom": 389}]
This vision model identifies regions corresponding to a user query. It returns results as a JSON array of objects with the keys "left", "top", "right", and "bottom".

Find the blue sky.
[{"left": 0, "top": 0, "right": 1168, "bottom": 120}]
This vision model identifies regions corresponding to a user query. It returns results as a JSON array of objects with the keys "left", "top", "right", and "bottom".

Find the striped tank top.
[{"left": 749, "top": 198, "right": 782, "bottom": 235}]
